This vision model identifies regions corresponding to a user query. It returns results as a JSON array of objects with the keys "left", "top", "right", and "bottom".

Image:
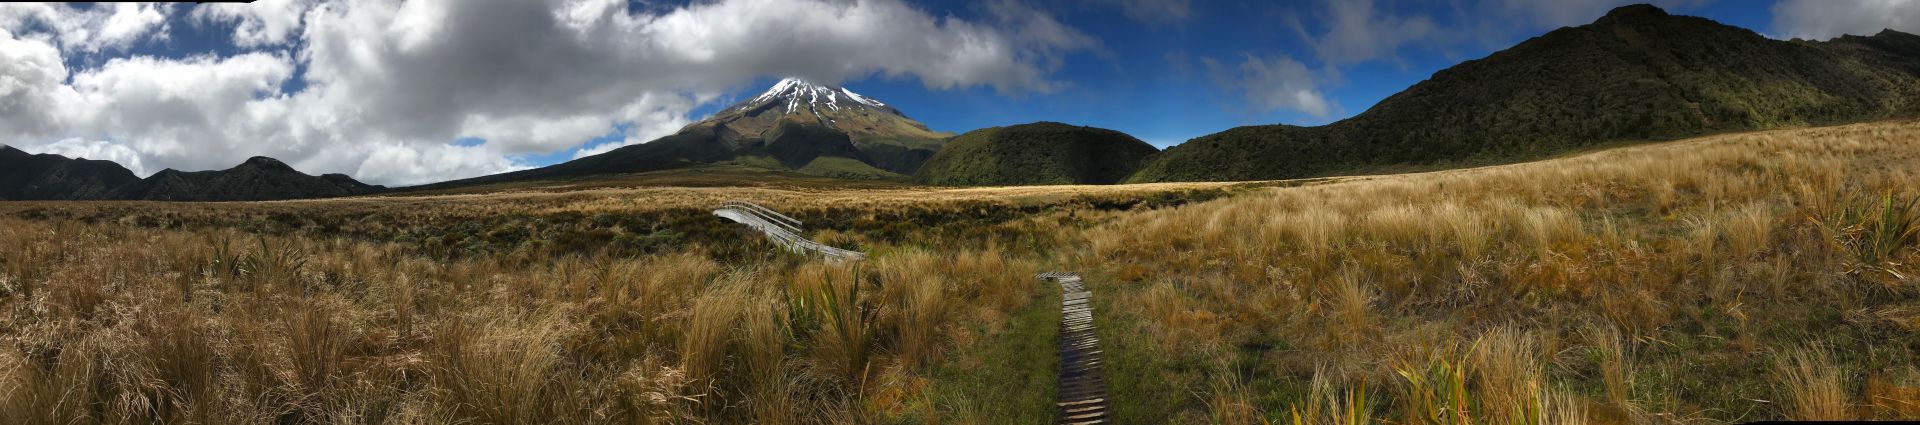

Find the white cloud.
[
  {"left": 1295, "top": 0, "right": 1438, "bottom": 67},
  {"left": 64, "top": 52, "right": 297, "bottom": 172},
  {"left": 191, "top": 0, "right": 316, "bottom": 47},
  {"left": 0, "top": 28, "right": 74, "bottom": 138},
  {"left": 1228, "top": 0, "right": 1721, "bottom": 119},
  {"left": 1204, "top": 53, "right": 1331, "bottom": 118},
  {"left": 1288, "top": 0, "right": 1714, "bottom": 69},
  {"left": 1772, "top": 0, "right": 1920, "bottom": 40},
  {"left": 571, "top": 140, "right": 630, "bottom": 160},
  {"left": 570, "top": 97, "right": 696, "bottom": 160},
  {"left": 352, "top": 142, "right": 526, "bottom": 186},
  {"left": 21, "top": 138, "right": 149, "bottom": 176},
  {"left": 0, "top": 3, "right": 173, "bottom": 53},
  {"left": 0, "top": 0, "right": 1097, "bottom": 186}
]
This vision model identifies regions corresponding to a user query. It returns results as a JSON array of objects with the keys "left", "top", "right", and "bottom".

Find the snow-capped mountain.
[
  {"left": 422, "top": 77, "right": 956, "bottom": 188},
  {"left": 736, "top": 77, "right": 892, "bottom": 115},
  {"left": 683, "top": 77, "right": 952, "bottom": 174},
  {"left": 695, "top": 77, "right": 944, "bottom": 141}
]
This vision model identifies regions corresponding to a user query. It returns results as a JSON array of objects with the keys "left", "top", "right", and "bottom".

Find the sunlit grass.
[{"left": 3, "top": 120, "right": 1920, "bottom": 422}]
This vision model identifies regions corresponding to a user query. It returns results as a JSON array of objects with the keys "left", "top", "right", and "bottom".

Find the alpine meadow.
[{"left": 6, "top": 1, "right": 1920, "bottom": 424}]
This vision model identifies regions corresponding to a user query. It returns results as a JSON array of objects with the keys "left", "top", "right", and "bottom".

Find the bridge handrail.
[
  {"left": 711, "top": 202, "right": 864, "bottom": 263},
  {"left": 720, "top": 201, "right": 803, "bottom": 234},
  {"left": 722, "top": 200, "right": 803, "bottom": 229}
]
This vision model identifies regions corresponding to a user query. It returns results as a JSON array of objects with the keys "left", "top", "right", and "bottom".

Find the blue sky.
[
  {"left": 561, "top": 0, "right": 1786, "bottom": 158},
  {"left": 0, "top": 1, "right": 1910, "bottom": 184},
  {"left": 839, "top": 0, "right": 1775, "bottom": 146}
]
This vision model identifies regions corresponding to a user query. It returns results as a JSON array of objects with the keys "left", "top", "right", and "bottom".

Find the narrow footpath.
[{"left": 1039, "top": 272, "right": 1108, "bottom": 424}]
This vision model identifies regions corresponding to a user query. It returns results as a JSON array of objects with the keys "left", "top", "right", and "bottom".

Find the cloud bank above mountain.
[
  {"left": 1771, "top": 0, "right": 1920, "bottom": 40},
  {"left": 0, "top": 0, "right": 1096, "bottom": 185}
]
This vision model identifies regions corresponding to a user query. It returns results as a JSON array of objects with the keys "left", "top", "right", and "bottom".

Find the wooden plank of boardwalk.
[{"left": 1040, "top": 272, "right": 1108, "bottom": 424}]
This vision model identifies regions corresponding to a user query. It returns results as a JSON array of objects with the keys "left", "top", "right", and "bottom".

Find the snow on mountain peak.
[{"left": 743, "top": 77, "right": 888, "bottom": 115}]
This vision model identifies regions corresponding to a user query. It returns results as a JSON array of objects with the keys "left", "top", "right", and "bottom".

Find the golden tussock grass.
[
  {"left": 6, "top": 120, "right": 1920, "bottom": 422},
  {"left": 1081, "top": 120, "right": 1920, "bottom": 422},
  {"left": 1772, "top": 344, "right": 1852, "bottom": 421}
]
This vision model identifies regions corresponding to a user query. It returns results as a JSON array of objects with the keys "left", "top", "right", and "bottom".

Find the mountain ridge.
[
  {"left": 1127, "top": 4, "right": 1920, "bottom": 183},
  {"left": 0, "top": 146, "right": 385, "bottom": 201}
]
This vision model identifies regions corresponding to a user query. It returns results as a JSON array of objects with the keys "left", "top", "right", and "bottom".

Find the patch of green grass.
[
  {"left": 729, "top": 154, "right": 787, "bottom": 170},
  {"left": 921, "top": 284, "right": 1058, "bottom": 423},
  {"left": 796, "top": 156, "right": 908, "bottom": 181},
  {"left": 1100, "top": 294, "right": 1205, "bottom": 423}
]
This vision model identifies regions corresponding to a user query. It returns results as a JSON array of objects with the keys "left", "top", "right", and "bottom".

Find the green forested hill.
[
  {"left": 1129, "top": 4, "right": 1920, "bottom": 183},
  {"left": 916, "top": 122, "right": 1158, "bottom": 186}
]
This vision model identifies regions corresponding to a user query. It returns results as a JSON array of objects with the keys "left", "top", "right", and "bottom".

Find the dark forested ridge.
[
  {"left": 915, "top": 122, "right": 1159, "bottom": 186},
  {"left": 114, "top": 157, "right": 387, "bottom": 202},
  {"left": 0, "top": 146, "right": 384, "bottom": 201},
  {"left": 0, "top": 145, "right": 142, "bottom": 200},
  {"left": 1128, "top": 4, "right": 1920, "bottom": 183}
]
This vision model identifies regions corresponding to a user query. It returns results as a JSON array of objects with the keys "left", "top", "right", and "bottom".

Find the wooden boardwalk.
[
  {"left": 1039, "top": 271, "right": 1108, "bottom": 424},
  {"left": 712, "top": 200, "right": 865, "bottom": 262}
]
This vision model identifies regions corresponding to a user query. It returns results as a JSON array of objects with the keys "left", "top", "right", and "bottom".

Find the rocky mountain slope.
[
  {"left": 1128, "top": 4, "right": 1920, "bottom": 183},
  {"left": 916, "top": 122, "right": 1158, "bottom": 186}
]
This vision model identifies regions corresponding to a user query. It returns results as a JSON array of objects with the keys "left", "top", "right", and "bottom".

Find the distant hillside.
[
  {"left": 425, "top": 78, "right": 945, "bottom": 189},
  {"left": 0, "top": 146, "right": 142, "bottom": 200},
  {"left": 0, "top": 146, "right": 384, "bottom": 201},
  {"left": 1129, "top": 4, "right": 1920, "bottom": 183},
  {"left": 915, "top": 122, "right": 1158, "bottom": 186},
  {"left": 115, "top": 157, "right": 386, "bottom": 201}
]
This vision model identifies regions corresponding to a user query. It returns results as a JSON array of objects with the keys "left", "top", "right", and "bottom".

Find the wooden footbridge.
[
  {"left": 712, "top": 200, "right": 865, "bottom": 262},
  {"left": 1039, "top": 271, "right": 1109, "bottom": 424},
  {"left": 717, "top": 201, "right": 1108, "bottom": 421}
]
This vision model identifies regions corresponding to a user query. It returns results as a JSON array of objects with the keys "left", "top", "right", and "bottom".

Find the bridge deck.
[
  {"left": 713, "top": 200, "right": 864, "bottom": 262},
  {"left": 1040, "top": 272, "right": 1109, "bottom": 424}
]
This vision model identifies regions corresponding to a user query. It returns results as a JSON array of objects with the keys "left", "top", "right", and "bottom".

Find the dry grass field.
[
  {"left": 1078, "top": 120, "right": 1920, "bottom": 423},
  {"left": 4, "top": 120, "right": 1920, "bottom": 424}
]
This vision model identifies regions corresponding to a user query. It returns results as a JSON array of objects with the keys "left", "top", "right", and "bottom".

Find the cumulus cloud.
[
  {"left": 21, "top": 138, "right": 150, "bottom": 176},
  {"left": 0, "top": 28, "right": 72, "bottom": 138},
  {"left": 1222, "top": 0, "right": 1718, "bottom": 119},
  {"left": 1772, "top": 0, "right": 1920, "bottom": 40},
  {"left": 1293, "top": 0, "right": 1438, "bottom": 67},
  {"left": 191, "top": 0, "right": 316, "bottom": 47},
  {"left": 1286, "top": 0, "right": 1712, "bottom": 69},
  {"left": 1203, "top": 53, "right": 1331, "bottom": 118},
  {"left": 0, "top": 0, "right": 1097, "bottom": 186},
  {"left": 0, "top": 3, "right": 173, "bottom": 53},
  {"left": 351, "top": 142, "right": 526, "bottom": 185}
]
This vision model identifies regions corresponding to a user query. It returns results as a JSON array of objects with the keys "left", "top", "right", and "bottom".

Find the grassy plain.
[{"left": 4, "top": 120, "right": 1920, "bottom": 423}]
